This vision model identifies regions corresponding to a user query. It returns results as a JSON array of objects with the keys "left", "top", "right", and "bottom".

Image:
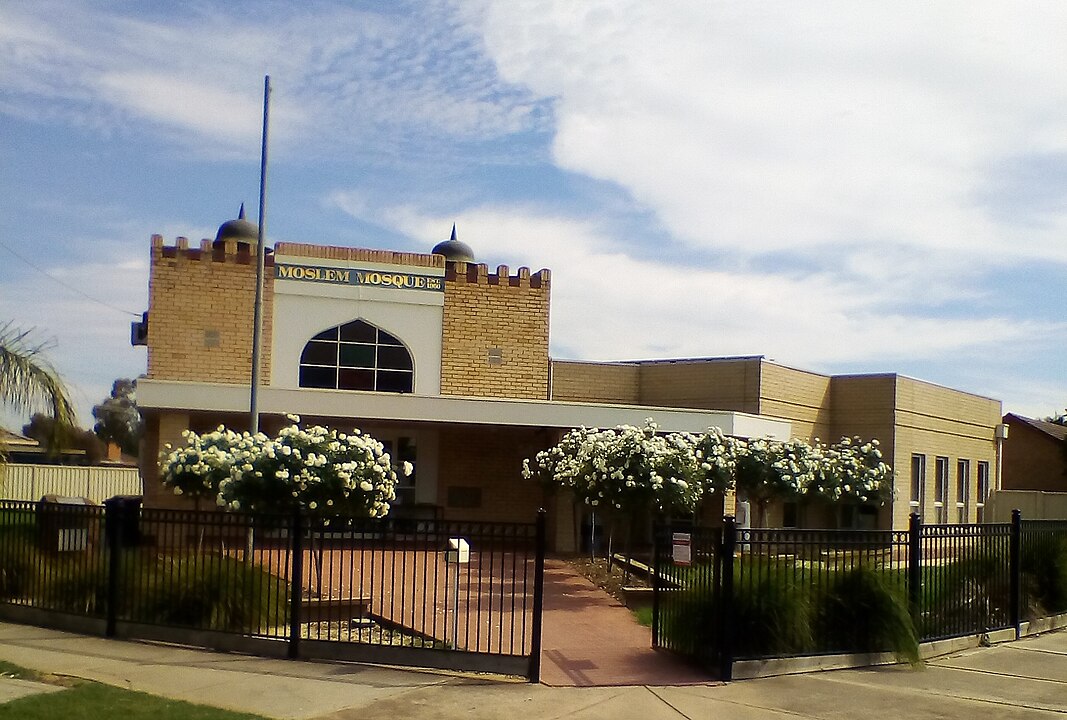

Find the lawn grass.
[
  {"left": 631, "top": 605, "right": 653, "bottom": 627},
  {"left": 0, "top": 661, "right": 267, "bottom": 720}
]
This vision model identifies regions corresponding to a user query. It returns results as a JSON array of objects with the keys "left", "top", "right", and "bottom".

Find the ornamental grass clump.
[
  {"left": 1021, "top": 535, "right": 1067, "bottom": 617},
  {"left": 813, "top": 565, "right": 918, "bottom": 664}
]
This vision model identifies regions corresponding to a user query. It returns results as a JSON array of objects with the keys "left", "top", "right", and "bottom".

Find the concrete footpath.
[{"left": 0, "top": 621, "right": 1065, "bottom": 719}]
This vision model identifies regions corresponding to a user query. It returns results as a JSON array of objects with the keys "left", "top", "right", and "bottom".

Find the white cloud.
[
  {"left": 462, "top": 0, "right": 1067, "bottom": 267},
  {"left": 357, "top": 202, "right": 1056, "bottom": 367},
  {"left": 0, "top": 2, "right": 546, "bottom": 159}
]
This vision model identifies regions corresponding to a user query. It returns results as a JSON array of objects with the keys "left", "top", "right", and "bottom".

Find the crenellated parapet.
[
  {"left": 151, "top": 234, "right": 275, "bottom": 266},
  {"left": 445, "top": 262, "right": 551, "bottom": 289}
]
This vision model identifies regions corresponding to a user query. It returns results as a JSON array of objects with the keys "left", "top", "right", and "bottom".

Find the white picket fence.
[{"left": 0, "top": 463, "right": 141, "bottom": 503}]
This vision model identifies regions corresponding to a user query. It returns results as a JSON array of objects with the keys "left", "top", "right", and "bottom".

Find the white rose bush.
[
  {"left": 525, "top": 421, "right": 894, "bottom": 530},
  {"left": 523, "top": 421, "right": 702, "bottom": 516},
  {"left": 161, "top": 416, "right": 403, "bottom": 521},
  {"left": 807, "top": 437, "right": 893, "bottom": 506},
  {"left": 158, "top": 426, "right": 244, "bottom": 503}
]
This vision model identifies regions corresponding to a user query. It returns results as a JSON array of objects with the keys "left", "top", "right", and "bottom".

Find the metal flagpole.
[{"left": 250, "top": 75, "right": 271, "bottom": 434}]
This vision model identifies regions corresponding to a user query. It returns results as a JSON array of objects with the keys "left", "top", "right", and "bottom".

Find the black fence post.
[
  {"left": 103, "top": 498, "right": 122, "bottom": 638},
  {"left": 719, "top": 515, "right": 736, "bottom": 682},
  {"left": 1010, "top": 509, "right": 1022, "bottom": 639},
  {"left": 651, "top": 523, "right": 661, "bottom": 648},
  {"left": 907, "top": 513, "right": 922, "bottom": 625},
  {"left": 528, "top": 509, "right": 547, "bottom": 683},
  {"left": 288, "top": 509, "right": 303, "bottom": 659}
]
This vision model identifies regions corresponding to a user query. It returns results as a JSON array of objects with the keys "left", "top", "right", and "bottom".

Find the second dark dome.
[{"left": 431, "top": 223, "right": 475, "bottom": 263}]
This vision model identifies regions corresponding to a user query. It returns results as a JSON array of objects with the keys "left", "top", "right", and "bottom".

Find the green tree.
[
  {"left": 22, "top": 413, "right": 105, "bottom": 463},
  {"left": 92, "top": 378, "right": 142, "bottom": 456},
  {"left": 0, "top": 323, "right": 75, "bottom": 460}
]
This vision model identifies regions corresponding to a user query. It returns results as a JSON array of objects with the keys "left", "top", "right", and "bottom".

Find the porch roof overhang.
[{"left": 136, "top": 379, "right": 792, "bottom": 440}]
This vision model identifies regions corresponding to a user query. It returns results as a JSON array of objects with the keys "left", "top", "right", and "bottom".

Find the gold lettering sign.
[{"left": 275, "top": 263, "right": 443, "bottom": 291}]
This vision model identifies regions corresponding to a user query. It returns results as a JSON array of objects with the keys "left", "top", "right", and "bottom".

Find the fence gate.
[{"left": 651, "top": 522, "right": 728, "bottom": 678}]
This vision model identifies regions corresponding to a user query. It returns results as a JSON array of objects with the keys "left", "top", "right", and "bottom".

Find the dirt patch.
[{"left": 566, "top": 557, "right": 649, "bottom": 604}]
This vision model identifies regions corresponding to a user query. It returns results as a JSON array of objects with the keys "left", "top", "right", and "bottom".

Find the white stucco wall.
[{"left": 271, "top": 255, "right": 444, "bottom": 395}]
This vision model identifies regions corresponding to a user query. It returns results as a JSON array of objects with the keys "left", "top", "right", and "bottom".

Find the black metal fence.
[
  {"left": 0, "top": 500, "right": 546, "bottom": 680},
  {"left": 653, "top": 511, "right": 1067, "bottom": 679}
]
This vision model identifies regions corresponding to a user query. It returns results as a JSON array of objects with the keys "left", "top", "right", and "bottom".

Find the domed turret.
[
  {"left": 214, "top": 203, "right": 259, "bottom": 247},
  {"left": 431, "top": 223, "right": 475, "bottom": 263}
]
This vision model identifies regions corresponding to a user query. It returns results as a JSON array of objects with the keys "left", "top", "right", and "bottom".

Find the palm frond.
[{"left": 0, "top": 322, "right": 76, "bottom": 430}]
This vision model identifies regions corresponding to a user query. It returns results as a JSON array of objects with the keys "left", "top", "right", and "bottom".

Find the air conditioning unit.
[{"left": 130, "top": 312, "right": 148, "bottom": 346}]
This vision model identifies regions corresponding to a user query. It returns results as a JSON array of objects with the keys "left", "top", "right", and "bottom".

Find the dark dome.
[
  {"left": 431, "top": 223, "right": 475, "bottom": 263},
  {"left": 214, "top": 203, "right": 258, "bottom": 245}
]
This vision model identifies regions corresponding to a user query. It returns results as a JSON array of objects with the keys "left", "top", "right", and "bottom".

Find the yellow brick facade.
[
  {"left": 637, "top": 358, "right": 762, "bottom": 413},
  {"left": 550, "top": 361, "right": 640, "bottom": 404},
  {"left": 889, "top": 376, "right": 1001, "bottom": 529},
  {"left": 146, "top": 235, "right": 273, "bottom": 385},
  {"left": 758, "top": 363, "right": 833, "bottom": 441},
  {"left": 435, "top": 426, "right": 550, "bottom": 524},
  {"left": 440, "top": 262, "right": 551, "bottom": 399}
]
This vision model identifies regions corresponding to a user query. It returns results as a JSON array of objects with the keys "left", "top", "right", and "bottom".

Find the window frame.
[
  {"left": 956, "top": 459, "right": 970, "bottom": 524},
  {"left": 298, "top": 319, "right": 414, "bottom": 394},
  {"left": 934, "top": 456, "right": 949, "bottom": 524},
  {"left": 976, "top": 461, "right": 990, "bottom": 523},
  {"left": 910, "top": 453, "right": 926, "bottom": 519}
]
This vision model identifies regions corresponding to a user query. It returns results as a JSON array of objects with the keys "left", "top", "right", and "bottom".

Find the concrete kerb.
[{"left": 730, "top": 623, "right": 1061, "bottom": 681}]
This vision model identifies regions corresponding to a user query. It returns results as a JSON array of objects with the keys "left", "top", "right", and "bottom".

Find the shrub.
[
  {"left": 658, "top": 559, "right": 813, "bottom": 661},
  {"left": 814, "top": 565, "right": 918, "bottom": 664},
  {"left": 1021, "top": 535, "right": 1067, "bottom": 617},
  {"left": 0, "top": 523, "right": 40, "bottom": 600},
  {"left": 129, "top": 552, "right": 289, "bottom": 633},
  {"left": 730, "top": 561, "right": 813, "bottom": 658},
  {"left": 919, "top": 546, "right": 1011, "bottom": 639}
]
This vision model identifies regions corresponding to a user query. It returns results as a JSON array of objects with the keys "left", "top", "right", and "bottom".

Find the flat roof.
[{"left": 137, "top": 379, "right": 792, "bottom": 440}]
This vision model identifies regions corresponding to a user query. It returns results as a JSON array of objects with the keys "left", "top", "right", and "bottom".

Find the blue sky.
[{"left": 2, "top": 0, "right": 1066, "bottom": 428}]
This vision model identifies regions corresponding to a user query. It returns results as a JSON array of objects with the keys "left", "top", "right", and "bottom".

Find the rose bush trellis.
[
  {"left": 161, "top": 415, "right": 408, "bottom": 521},
  {"left": 525, "top": 421, "right": 894, "bottom": 536}
]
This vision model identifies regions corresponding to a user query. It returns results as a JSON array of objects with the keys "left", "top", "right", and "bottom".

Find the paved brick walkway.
[{"left": 539, "top": 558, "right": 714, "bottom": 687}]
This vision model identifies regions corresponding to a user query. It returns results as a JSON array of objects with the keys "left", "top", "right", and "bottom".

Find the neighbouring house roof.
[
  {"left": 0, "top": 428, "right": 39, "bottom": 449},
  {"left": 1005, "top": 413, "right": 1067, "bottom": 442}
]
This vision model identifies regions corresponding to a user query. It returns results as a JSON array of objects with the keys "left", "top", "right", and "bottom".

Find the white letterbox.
[{"left": 445, "top": 537, "right": 470, "bottom": 564}]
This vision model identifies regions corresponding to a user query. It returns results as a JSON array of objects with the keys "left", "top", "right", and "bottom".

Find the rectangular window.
[
  {"left": 976, "top": 461, "right": 990, "bottom": 522},
  {"left": 957, "top": 459, "right": 970, "bottom": 524},
  {"left": 840, "top": 504, "right": 856, "bottom": 530},
  {"left": 782, "top": 502, "right": 798, "bottom": 528},
  {"left": 935, "top": 457, "right": 949, "bottom": 524},
  {"left": 910, "top": 454, "right": 926, "bottom": 519}
]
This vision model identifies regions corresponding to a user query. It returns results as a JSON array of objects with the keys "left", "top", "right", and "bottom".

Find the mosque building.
[{"left": 134, "top": 210, "right": 1002, "bottom": 547}]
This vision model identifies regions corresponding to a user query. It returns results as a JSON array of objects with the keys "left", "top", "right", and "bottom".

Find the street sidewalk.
[{"left": 0, "top": 621, "right": 1065, "bottom": 719}]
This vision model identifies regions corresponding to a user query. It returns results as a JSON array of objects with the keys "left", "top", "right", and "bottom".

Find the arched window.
[{"left": 299, "top": 320, "right": 414, "bottom": 393}]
